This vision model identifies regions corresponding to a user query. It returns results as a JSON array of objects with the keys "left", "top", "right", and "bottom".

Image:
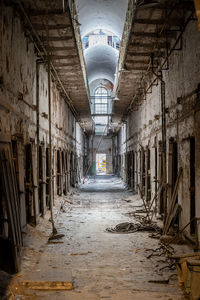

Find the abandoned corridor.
[
  {"left": 1, "top": 0, "right": 200, "bottom": 299},
  {"left": 3, "top": 176, "right": 186, "bottom": 299}
]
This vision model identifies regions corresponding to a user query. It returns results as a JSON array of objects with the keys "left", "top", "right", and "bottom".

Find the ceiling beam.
[
  {"left": 32, "top": 24, "right": 71, "bottom": 31},
  {"left": 28, "top": 9, "right": 65, "bottom": 16},
  {"left": 128, "top": 67, "right": 149, "bottom": 71},
  {"left": 50, "top": 55, "right": 77, "bottom": 60},
  {"left": 134, "top": 18, "right": 184, "bottom": 26},
  {"left": 127, "top": 51, "right": 165, "bottom": 57},
  {"left": 129, "top": 41, "right": 169, "bottom": 49},
  {"left": 43, "top": 46, "right": 75, "bottom": 52},
  {"left": 132, "top": 31, "right": 177, "bottom": 38},
  {"left": 126, "top": 59, "right": 149, "bottom": 64},
  {"left": 53, "top": 63, "right": 79, "bottom": 67},
  {"left": 40, "top": 36, "right": 72, "bottom": 42},
  {"left": 137, "top": 2, "right": 194, "bottom": 11}
]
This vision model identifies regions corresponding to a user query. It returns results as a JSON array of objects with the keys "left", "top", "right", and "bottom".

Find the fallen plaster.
[{"left": 3, "top": 176, "right": 191, "bottom": 300}]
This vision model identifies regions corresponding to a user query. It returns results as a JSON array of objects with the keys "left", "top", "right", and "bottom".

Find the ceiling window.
[
  {"left": 82, "top": 29, "right": 120, "bottom": 51},
  {"left": 94, "top": 87, "right": 108, "bottom": 114}
]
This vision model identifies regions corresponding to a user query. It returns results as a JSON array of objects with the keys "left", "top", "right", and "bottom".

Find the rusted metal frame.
[{"left": 16, "top": 0, "right": 79, "bottom": 119}]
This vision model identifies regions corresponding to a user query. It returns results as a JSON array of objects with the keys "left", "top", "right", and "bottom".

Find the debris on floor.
[
  {"left": 106, "top": 222, "right": 161, "bottom": 234},
  {"left": 70, "top": 251, "right": 92, "bottom": 256}
]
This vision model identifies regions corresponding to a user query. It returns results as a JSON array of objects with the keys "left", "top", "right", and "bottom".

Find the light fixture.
[
  {"left": 136, "top": 0, "right": 160, "bottom": 8},
  {"left": 113, "top": 96, "right": 120, "bottom": 101}
]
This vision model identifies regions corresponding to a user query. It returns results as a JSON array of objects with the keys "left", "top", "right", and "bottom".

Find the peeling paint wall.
[
  {"left": 0, "top": 5, "right": 86, "bottom": 222},
  {"left": 118, "top": 19, "right": 200, "bottom": 239}
]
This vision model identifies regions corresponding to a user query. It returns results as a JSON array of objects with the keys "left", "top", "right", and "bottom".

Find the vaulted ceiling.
[{"left": 12, "top": 0, "right": 196, "bottom": 133}]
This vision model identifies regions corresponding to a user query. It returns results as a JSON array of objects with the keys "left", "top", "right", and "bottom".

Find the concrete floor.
[{"left": 5, "top": 176, "right": 189, "bottom": 299}]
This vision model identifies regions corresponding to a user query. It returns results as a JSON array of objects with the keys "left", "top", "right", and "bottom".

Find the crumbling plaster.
[
  {"left": 0, "top": 5, "right": 86, "bottom": 180},
  {"left": 118, "top": 18, "right": 200, "bottom": 236}
]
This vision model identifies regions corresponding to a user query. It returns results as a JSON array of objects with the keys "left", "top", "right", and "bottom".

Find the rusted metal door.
[
  {"left": 31, "top": 144, "right": 39, "bottom": 224},
  {"left": 16, "top": 141, "right": 26, "bottom": 229},
  {"left": 0, "top": 142, "right": 23, "bottom": 272}
]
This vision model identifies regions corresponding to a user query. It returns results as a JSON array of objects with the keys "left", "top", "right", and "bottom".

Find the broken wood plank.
[
  {"left": 21, "top": 281, "right": 73, "bottom": 290},
  {"left": 163, "top": 167, "right": 183, "bottom": 234}
]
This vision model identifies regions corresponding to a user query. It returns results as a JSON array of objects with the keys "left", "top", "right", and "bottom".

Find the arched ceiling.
[
  {"left": 84, "top": 45, "right": 119, "bottom": 84},
  {"left": 75, "top": 0, "right": 129, "bottom": 39},
  {"left": 75, "top": 0, "right": 129, "bottom": 94},
  {"left": 89, "top": 79, "right": 113, "bottom": 96}
]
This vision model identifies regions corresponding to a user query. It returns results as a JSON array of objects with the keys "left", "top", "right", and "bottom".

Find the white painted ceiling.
[
  {"left": 75, "top": 0, "right": 129, "bottom": 38},
  {"left": 84, "top": 45, "right": 119, "bottom": 84},
  {"left": 75, "top": 0, "right": 129, "bottom": 91}
]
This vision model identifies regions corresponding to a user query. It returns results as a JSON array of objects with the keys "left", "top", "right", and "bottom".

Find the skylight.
[{"left": 82, "top": 29, "right": 120, "bottom": 51}]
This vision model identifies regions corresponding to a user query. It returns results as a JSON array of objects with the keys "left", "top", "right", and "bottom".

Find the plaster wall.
[{"left": 118, "top": 19, "right": 200, "bottom": 237}]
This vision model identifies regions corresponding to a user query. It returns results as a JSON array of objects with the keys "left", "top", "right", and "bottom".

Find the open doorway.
[{"left": 96, "top": 153, "right": 106, "bottom": 175}]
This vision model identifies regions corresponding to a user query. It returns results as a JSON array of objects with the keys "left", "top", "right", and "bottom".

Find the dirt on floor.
[{"left": 1, "top": 176, "right": 191, "bottom": 300}]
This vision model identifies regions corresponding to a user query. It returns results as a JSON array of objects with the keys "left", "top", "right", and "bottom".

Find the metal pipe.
[
  {"left": 160, "top": 75, "right": 167, "bottom": 224},
  {"left": 150, "top": 53, "right": 167, "bottom": 223},
  {"left": 36, "top": 60, "right": 40, "bottom": 217},
  {"left": 45, "top": 17, "right": 57, "bottom": 235}
]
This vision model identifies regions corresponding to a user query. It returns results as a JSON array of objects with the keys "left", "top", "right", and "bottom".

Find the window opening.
[
  {"left": 82, "top": 29, "right": 120, "bottom": 51},
  {"left": 96, "top": 153, "right": 106, "bottom": 174},
  {"left": 93, "top": 86, "right": 109, "bottom": 135}
]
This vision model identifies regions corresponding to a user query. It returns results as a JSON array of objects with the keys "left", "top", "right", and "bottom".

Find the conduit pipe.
[
  {"left": 36, "top": 59, "right": 40, "bottom": 217},
  {"left": 151, "top": 54, "right": 167, "bottom": 224}
]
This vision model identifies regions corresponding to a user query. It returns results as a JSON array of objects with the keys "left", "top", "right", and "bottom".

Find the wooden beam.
[
  {"left": 129, "top": 41, "right": 169, "bottom": 49},
  {"left": 44, "top": 46, "right": 74, "bottom": 52},
  {"left": 28, "top": 9, "right": 65, "bottom": 16},
  {"left": 129, "top": 67, "right": 149, "bottom": 71},
  {"left": 137, "top": 2, "right": 194, "bottom": 11},
  {"left": 127, "top": 51, "right": 165, "bottom": 57},
  {"left": 134, "top": 18, "right": 184, "bottom": 26},
  {"left": 32, "top": 24, "right": 71, "bottom": 31},
  {"left": 53, "top": 63, "right": 79, "bottom": 67},
  {"left": 50, "top": 55, "right": 76, "bottom": 60},
  {"left": 40, "top": 36, "right": 72, "bottom": 42},
  {"left": 126, "top": 59, "right": 149, "bottom": 64},
  {"left": 132, "top": 31, "right": 177, "bottom": 38}
]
